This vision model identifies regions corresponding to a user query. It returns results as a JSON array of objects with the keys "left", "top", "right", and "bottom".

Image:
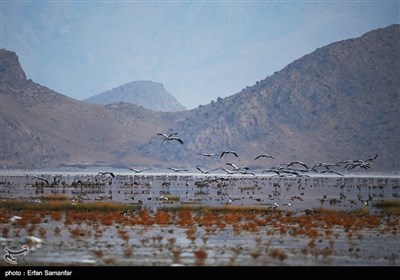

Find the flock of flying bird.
[{"left": 125, "top": 132, "right": 379, "bottom": 177}]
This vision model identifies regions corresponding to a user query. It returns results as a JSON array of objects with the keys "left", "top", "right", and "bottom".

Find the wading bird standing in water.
[{"left": 157, "top": 132, "right": 184, "bottom": 144}]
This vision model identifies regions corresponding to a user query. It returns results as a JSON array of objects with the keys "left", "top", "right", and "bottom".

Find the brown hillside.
[
  {"left": 1, "top": 24, "right": 399, "bottom": 171},
  {"left": 140, "top": 24, "right": 400, "bottom": 171}
]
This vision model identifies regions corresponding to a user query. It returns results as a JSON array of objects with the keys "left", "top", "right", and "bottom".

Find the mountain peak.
[
  {"left": 0, "top": 48, "right": 27, "bottom": 88},
  {"left": 84, "top": 80, "right": 187, "bottom": 112}
]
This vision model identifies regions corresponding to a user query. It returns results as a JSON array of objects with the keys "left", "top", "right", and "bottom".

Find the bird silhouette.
[
  {"left": 157, "top": 133, "right": 183, "bottom": 144},
  {"left": 254, "top": 154, "right": 274, "bottom": 160},
  {"left": 196, "top": 167, "right": 218, "bottom": 174},
  {"left": 129, "top": 168, "right": 152, "bottom": 173},
  {"left": 220, "top": 150, "right": 238, "bottom": 158},
  {"left": 196, "top": 152, "right": 219, "bottom": 157},
  {"left": 97, "top": 172, "right": 115, "bottom": 178},
  {"left": 168, "top": 167, "right": 189, "bottom": 172}
]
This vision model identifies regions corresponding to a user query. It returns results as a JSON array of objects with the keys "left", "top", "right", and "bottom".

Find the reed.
[
  {"left": 0, "top": 199, "right": 141, "bottom": 212},
  {"left": 40, "top": 194, "right": 70, "bottom": 201},
  {"left": 161, "top": 204, "right": 275, "bottom": 213},
  {"left": 374, "top": 200, "right": 400, "bottom": 216}
]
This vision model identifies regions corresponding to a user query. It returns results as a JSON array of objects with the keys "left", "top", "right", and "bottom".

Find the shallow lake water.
[{"left": 0, "top": 171, "right": 399, "bottom": 266}]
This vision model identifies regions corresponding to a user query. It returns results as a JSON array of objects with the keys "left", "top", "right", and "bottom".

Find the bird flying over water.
[
  {"left": 220, "top": 150, "right": 238, "bottom": 158},
  {"left": 168, "top": 167, "right": 189, "bottom": 172},
  {"left": 254, "top": 154, "right": 274, "bottom": 160},
  {"left": 196, "top": 152, "right": 219, "bottom": 157},
  {"left": 196, "top": 167, "right": 218, "bottom": 174},
  {"left": 285, "top": 161, "right": 308, "bottom": 169},
  {"left": 97, "top": 172, "right": 115, "bottom": 178},
  {"left": 157, "top": 133, "right": 183, "bottom": 144},
  {"left": 32, "top": 176, "right": 49, "bottom": 185},
  {"left": 129, "top": 168, "right": 152, "bottom": 173}
]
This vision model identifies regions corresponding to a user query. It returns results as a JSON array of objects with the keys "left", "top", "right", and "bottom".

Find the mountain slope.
[
  {"left": 84, "top": 80, "right": 187, "bottom": 112},
  {"left": 0, "top": 48, "right": 182, "bottom": 169},
  {"left": 140, "top": 24, "right": 400, "bottom": 172},
  {"left": 1, "top": 24, "right": 399, "bottom": 172}
]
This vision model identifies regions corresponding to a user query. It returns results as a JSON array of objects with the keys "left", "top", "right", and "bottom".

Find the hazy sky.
[{"left": 1, "top": 1, "right": 398, "bottom": 109}]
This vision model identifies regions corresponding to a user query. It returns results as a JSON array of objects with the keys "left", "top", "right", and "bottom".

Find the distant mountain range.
[
  {"left": 1, "top": 24, "right": 399, "bottom": 172},
  {"left": 83, "top": 80, "right": 186, "bottom": 112}
]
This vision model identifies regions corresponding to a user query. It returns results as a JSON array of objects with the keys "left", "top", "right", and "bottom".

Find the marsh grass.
[
  {"left": 0, "top": 199, "right": 141, "bottom": 212},
  {"left": 161, "top": 204, "right": 277, "bottom": 214},
  {"left": 161, "top": 195, "right": 180, "bottom": 201},
  {"left": 374, "top": 200, "right": 400, "bottom": 216},
  {"left": 40, "top": 194, "right": 70, "bottom": 201}
]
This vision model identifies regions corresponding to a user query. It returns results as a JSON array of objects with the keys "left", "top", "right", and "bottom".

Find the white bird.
[
  {"left": 20, "top": 236, "right": 43, "bottom": 244},
  {"left": 157, "top": 133, "right": 184, "bottom": 144},
  {"left": 130, "top": 167, "right": 152, "bottom": 173},
  {"left": 226, "top": 162, "right": 240, "bottom": 170},
  {"left": 196, "top": 167, "right": 218, "bottom": 174},
  {"left": 168, "top": 167, "right": 189, "bottom": 172},
  {"left": 221, "top": 167, "right": 236, "bottom": 175},
  {"left": 10, "top": 216, "right": 22, "bottom": 223}
]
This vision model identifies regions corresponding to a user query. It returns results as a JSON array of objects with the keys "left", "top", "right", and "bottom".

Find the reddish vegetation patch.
[
  {"left": 269, "top": 248, "right": 288, "bottom": 261},
  {"left": 194, "top": 248, "right": 208, "bottom": 265},
  {"left": 2, "top": 226, "right": 9, "bottom": 237},
  {"left": 38, "top": 227, "right": 46, "bottom": 238},
  {"left": 186, "top": 228, "right": 196, "bottom": 242},
  {"left": 176, "top": 210, "right": 194, "bottom": 227},
  {"left": 139, "top": 210, "right": 154, "bottom": 226},
  {"left": 154, "top": 211, "right": 171, "bottom": 225}
]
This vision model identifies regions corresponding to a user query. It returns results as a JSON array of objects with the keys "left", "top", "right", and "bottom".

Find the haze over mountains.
[
  {"left": 1, "top": 24, "right": 399, "bottom": 172},
  {"left": 84, "top": 80, "right": 187, "bottom": 112}
]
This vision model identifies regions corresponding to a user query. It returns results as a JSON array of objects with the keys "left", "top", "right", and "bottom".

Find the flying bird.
[
  {"left": 254, "top": 154, "right": 274, "bottom": 160},
  {"left": 196, "top": 152, "right": 219, "bottom": 157},
  {"left": 285, "top": 161, "right": 309, "bottom": 169},
  {"left": 220, "top": 150, "right": 238, "bottom": 158},
  {"left": 168, "top": 167, "right": 189, "bottom": 172},
  {"left": 366, "top": 154, "right": 379, "bottom": 162},
  {"left": 97, "top": 172, "right": 115, "bottom": 178},
  {"left": 129, "top": 168, "right": 152, "bottom": 173},
  {"left": 221, "top": 167, "right": 236, "bottom": 175},
  {"left": 225, "top": 163, "right": 249, "bottom": 171},
  {"left": 157, "top": 133, "right": 183, "bottom": 144},
  {"left": 32, "top": 176, "right": 49, "bottom": 185},
  {"left": 321, "top": 170, "right": 344, "bottom": 176},
  {"left": 196, "top": 167, "right": 218, "bottom": 174}
]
